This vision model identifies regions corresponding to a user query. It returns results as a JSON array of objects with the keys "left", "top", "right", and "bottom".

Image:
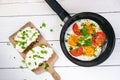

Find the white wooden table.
[{"left": 0, "top": 0, "right": 120, "bottom": 80}]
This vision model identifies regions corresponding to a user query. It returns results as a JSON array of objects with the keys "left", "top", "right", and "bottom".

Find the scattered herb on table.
[
  {"left": 21, "top": 60, "right": 25, "bottom": 63},
  {"left": 50, "top": 29, "right": 53, "bottom": 32},
  {"left": 60, "top": 23, "right": 63, "bottom": 27},
  {"left": 19, "top": 66, "right": 24, "bottom": 69},
  {"left": 31, "top": 69, "right": 35, "bottom": 72},
  {"left": 40, "top": 22, "right": 46, "bottom": 29}
]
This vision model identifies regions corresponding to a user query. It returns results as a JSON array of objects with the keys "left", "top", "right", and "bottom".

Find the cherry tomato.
[
  {"left": 72, "top": 23, "right": 81, "bottom": 36},
  {"left": 92, "top": 32, "right": 106, "bottom": 46},
  {"left": 69, "top": 47, "right": 83, "bottom": 57}
]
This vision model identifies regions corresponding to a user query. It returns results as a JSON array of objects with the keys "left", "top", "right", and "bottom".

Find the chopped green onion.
[
  {"left": 50, "top": 29, "right": 53, "bottom": 32},
  {"left": 93, "top": 54, "right": 97, "bottom": 57},
  {"left": 28, "top": 62, "right": 31, "bottom": 65},
  {"left": 60, "top": 24, "right": 63, "bottom": 27},
  {"left": 31, "top": 69, "right": 35, "bottom": 72},
  {"left": 84, "top": 39, "right": 92, "bottom": 46},
  {"left": 21, "top": 60, "right": 25, "bottom": 63},
  {"left": 80, "top": 27, "right": 87, "bottom": 36},
  {"left": 33, "top": 55, "right": 44, "bottom": 59},
  {"left": 69, "top": 46, "right": 73, "bottom": 50},
  {"left": 40, "top": 45, "right": 45, "bottom": 48},
  {"left": 21, "top": 46, "right": 25, "bottom": 49},
  {"left": 90, "top": 23, "right": 95, "bottom": 26},
  {"left": 31, "top": 49, "right": 35, "bottom": 53},
  {"left": 41, "top": 50, "right": 47, "bottom": 54},
  {"left": 76, "top": 43, "right": 81, "bottom": 47},
  {"left": 65, "top": 39, "right": 68, "bottom": 42},
  {"left": 34, "top": 62, "right": 37, "bottom": 65},
  {"left": 39, "top": 63, "right": 44, "bottom": 67},
  {"left": 44, "top": 63, "right": 49, "bottom": 71},
  {"left": 40, "top": 22, "right": 46, "bottom": 28},
  {"left": 19, "top": 66, "right": 24, "bottom": 69},
  {"left": 67, "top": 33, "right": 70, "bottom": 36}
]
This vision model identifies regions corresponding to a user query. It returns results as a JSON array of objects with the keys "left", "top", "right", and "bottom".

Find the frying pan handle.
[
  {"left": 48, "top": 67, "right": 61, "bottom": 80},
  {"left": 45, "top": 0, "right": 71, "bottom": 22}
]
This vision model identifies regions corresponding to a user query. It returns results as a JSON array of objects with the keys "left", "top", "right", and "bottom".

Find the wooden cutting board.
[{"left": 9, "top": 22, "right": 60, "bottom": 80}]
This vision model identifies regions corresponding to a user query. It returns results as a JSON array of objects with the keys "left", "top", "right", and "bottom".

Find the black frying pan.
[{"left": 45, "top": 0, "right": 115, "bottom": 67}]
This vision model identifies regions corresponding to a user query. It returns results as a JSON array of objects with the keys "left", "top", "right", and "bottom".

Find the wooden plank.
[
  {"left": 0, "top": 39, "right": 119, "bottom": 68},
  {"left": 0, "top": 0, "right": 120, "bottom": 16},
  {"left": 0, "top": 13, "right": 119, "bottom": 42},
  {"left": 0, "top": 66, "right": 120, "bottom": 80}
]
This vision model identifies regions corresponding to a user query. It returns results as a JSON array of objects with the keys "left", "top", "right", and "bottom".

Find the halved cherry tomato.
[
  {"left": 92, "top": 32, "right": 106, "bottom": 46},
  {"left": 72, "top": 23, "right": 81, "bottom": 36},
  {"left": 69, "top": 47, "right": 83, "bottom": 57}
]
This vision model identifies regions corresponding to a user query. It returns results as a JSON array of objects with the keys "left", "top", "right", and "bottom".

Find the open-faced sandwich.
[
  {"left": 9, "top": 22, "right": 60, "bottom": 80},
  {"left": 9, "top": 22, "right": 40, "bottom": 53},
  {"left": 25, "top": 44, "right": 53, "bottom": 70}
]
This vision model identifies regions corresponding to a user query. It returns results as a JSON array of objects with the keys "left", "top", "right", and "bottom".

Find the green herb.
[
  {"left": 28, "top": 62, "right": 31, "bottom": 65},
  {"left": 79, "top": 34, "right": 90, "bottom": 41},
  {"left": 34, "top": 62, "right": 37, "bottom": 65},
  {"left": 39, "top": 63, "right": 44, "bottom": 67},
  {"left": 31, "top": 69, "right": 35, "bottom": 72},
  {"left": 50, "top": 29, "right": 53, "bottom": 32},
  {"left": 7, "top": 42, "right": 10, "bottom": 46},
  {"left": 19, "top": 66, "right": 24, "bottom": 69},
  {"left": 33, "top": 55, "right": 44, "bottom": 59},
  {"left": 31, "top": 49, "right": 35, "bottom": 53},
  {"left": 67, "top": 33, "right": 70, "bottom": 36},
  {"left": 21, "top": 37, "right": 25, "bottom": 40},
  {"left": 93, "top": 54, "right": 97, "bottom": 57},
  {"left": 40, "top": 22, "right": 46, "bottom": 28},
  {"left": 41, "top": 50, "right": 47, "bottom": 54},
  {"left": 40, "top": 45, "right": 44, "bottom": 48},
  {"left": 29, "top": 56, "right": 31, "bottom": 58},
  {"left": 21, "top": 60, "right": 25, "bottom": 63},
  {"left": 76, "top": 43, "right": 81, "bottom": 47},
  {"left": 84, "top": 39, "right": 92, "bottom": 46},
  {"left": 60, "top": 24, "right": 63, "bottom": 27},
  {"left": 80, "top": 27, "right": 87, "bottom": 36},
  {"left": 21, "top": 46, "right": 25, "bottom": 49},
  {"left": 69, "top": 46, "right": 73, "bottom": 50},
  {"left": 32, "top": 32, "right": 37, "bottom": 37},
  {"left": 65, "top": 39, "right": 68, "bottom": 42},
  {"left": 44, "top": 63, "right": 49, "bottom": 71},
  {"left": 90, "top": 23, "right": 95, "bottom": 26}
]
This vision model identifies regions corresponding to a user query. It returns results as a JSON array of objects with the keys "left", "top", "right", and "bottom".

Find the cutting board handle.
[{"left": 48, "top": 67, "right": 61, "bottom": 80}]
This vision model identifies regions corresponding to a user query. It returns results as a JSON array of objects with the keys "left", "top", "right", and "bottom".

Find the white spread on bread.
[
  {"left": 25, "top": 45, "right": 53, "bottom": 70},
  {"left": 14, "top": 27, "right": 39, "bottom": 52}
]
